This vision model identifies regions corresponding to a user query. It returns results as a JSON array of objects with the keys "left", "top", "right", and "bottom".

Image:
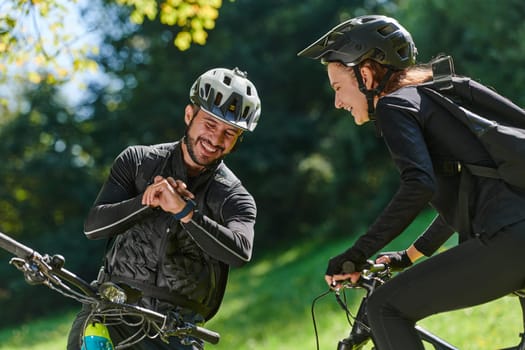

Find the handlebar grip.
[
  {"left": 190, "top": 325, "right": 220, "bottom": 344},
  {"left": 367, "top": 262, "right": 388, "bottom": 273},
  {"left": 342, "top": 261, "right": 356, "bottom": 274},
  {"left": 342, "top": 260, "right": 387, "bottom": 274},
  {"left": 0, "top": 231, "right": 35, "bottom": 259}
]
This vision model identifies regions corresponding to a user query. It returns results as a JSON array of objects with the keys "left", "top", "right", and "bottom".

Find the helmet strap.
[
  {"left": 230, "top": 134, "right": 243, "bottom": 153},
  {"left": 352, "top": 66, "right": 394, "bottom": 137}
]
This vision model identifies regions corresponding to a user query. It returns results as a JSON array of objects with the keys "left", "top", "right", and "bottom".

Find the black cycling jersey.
[
  {"left": 82, "top": 141, "right": 256, "bottom": 320},
  {"left": 84, "top": 141, "right": 256, "bottom": 267},
  {"left": 345, "top": 86, "right": 525, "bottom": 264}
]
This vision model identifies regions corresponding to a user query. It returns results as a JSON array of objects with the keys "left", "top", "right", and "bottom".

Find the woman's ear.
[
  {"left": 360, "top": 66, "right": 375, "bottom": 89},
  {"left": 184, "top": 104, "right": 195, "bottom": 125}
]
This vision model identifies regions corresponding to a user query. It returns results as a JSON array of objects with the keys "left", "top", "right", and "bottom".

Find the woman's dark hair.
[{"left": 360, "top": 59, "right": 433, "bottom": 95}]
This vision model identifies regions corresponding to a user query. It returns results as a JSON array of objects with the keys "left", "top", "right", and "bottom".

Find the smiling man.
[{"left": 67, "top": 67, "right": 262, "bottom": 350}]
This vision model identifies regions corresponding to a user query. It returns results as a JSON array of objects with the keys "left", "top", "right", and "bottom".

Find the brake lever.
[{"left": 10, "top": 257, "right": 46, "bottom": 285}]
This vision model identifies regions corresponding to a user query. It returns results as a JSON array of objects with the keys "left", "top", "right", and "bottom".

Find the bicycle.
[
  {"left": 0, "top": 230, "right": 220, "bottom": 349},
  {"left": 311, "top": 261, "right": 525, "bottom": 350}
]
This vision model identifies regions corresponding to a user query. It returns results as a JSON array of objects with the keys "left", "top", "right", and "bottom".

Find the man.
[{"left": 67, "top": 67, "right": 262, "bottom": 349}]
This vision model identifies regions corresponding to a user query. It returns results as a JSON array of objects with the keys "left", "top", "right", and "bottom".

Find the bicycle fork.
[{"left": 337, "top": 296, "right": 373, "bottom": 350}]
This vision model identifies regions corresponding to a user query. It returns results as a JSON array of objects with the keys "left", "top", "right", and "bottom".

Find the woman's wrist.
[{"left": 406, "top": 245, "right": 424, "bottom": 263}]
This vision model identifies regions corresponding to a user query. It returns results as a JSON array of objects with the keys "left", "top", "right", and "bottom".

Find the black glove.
[
  {"left": 326, "top": 251, "right": 363, "bottom": 275},
  {"left": 377, "top": 250, "right": 413, "bottom": 271}
]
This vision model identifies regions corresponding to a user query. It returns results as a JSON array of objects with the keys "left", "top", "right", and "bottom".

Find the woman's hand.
[
  {"left": 325, "top": 272, "right": 361, "bottom": 290},
  {"left": 375, "top": 245, "right": 424, "bottom": 270}
]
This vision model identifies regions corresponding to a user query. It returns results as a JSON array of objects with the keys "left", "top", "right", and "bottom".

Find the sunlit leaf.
[
  {"left": 174, "top": 31, "right": 192, "bottom": 50},
  {"left": 192, "top": 28, "right": 207, "bottom": 45},
  {"left": 28, "top": 72, "right": 42, "bottom": 84}
]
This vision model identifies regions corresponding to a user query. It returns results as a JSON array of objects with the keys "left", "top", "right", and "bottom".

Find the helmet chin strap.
[{"left": 352, "top": 66, "right": 394, "bottom": 137}]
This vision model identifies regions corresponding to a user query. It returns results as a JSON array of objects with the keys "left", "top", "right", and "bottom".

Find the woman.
[{"left": 298, "top": 15, "right": 525, "bottom": 349}]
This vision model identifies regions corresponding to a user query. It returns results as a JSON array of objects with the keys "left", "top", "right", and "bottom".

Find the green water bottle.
[{"left": 81, "top": 322, "right": 114, "bottom": 350}]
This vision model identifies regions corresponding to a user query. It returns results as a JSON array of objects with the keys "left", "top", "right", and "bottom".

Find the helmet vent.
[
  {"left": 223, "top": 76, "right": 232, "bottom": 86},
  {"left": 377, "top": 24, "right": 396, "bottom": 37},
  {"left": 214, "top": 92, "right": 223, "bottom": 106},
  {"left": 323, "top": 31, "right": 343, "bottom": 47},
  {"left": 246, "top": 86, "right": 252, "bottom": 96},
  {"left": 397, "top": 45, "right": 409, "bottom": 59},
  {"left": 360, "top": 16, "right": 376, "bottom": 24},
  {"left": 241, "top": 106, "right": 250, "bottom": 120},
  {"left": 203, "top": 83, "right": 211, "bottom": 98}
]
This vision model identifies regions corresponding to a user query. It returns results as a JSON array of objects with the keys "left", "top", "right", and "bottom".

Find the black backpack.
[{"left": 417, "top": 55, "right": 525, "bottom": 190}]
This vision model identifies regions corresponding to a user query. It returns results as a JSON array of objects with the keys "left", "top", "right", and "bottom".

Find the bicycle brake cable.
[
  {"left": 311, "top": 288, "right": 332, "bottom": 350},
  {"left": 335, "top": 289, "right": 356, "bottom": 324},
  {"left": 337, "top": 287, "right": 372, "bottom": 333},
  {"left": 335, "top": 288, "right": 355, "bottom": 326}
]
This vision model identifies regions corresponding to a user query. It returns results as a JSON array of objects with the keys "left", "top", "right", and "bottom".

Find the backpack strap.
[
  {"left": 455, "top": 164, "right": 502, "bottom": 239},
  {"left": 463, "top": 163, "right": 500, "bottom": 179},
  {"left": 433, "top": 160, "right": 500, "bottom": 180},
  {"left": 457, "top": 167, "right": 473, "bottom": 239}
]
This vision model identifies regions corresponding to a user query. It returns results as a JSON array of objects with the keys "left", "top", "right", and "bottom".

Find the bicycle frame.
[
  {"left": 0, "top": 231, "right": 220, "bottom": 349},
  {"left": 333, "top": 262, "right": 525, "bottom": 350}
]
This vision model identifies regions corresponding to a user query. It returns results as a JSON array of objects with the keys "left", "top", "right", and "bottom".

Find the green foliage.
[
  {"left": 398, "top": 0, "right": 525, "bottom": 105},
  {"left": 0, "top": 0, "right": 99, "bottom": 106},
  {"left": 0, "top": 84, "right": 95, "bottom": 237},
  {"left": 0, "top": 0, "right": 224, "bottom": 112},
  {"left": 0, "top": 83, "right": 104, "bottom": 327},
  {"left": 115, "top": 0, "right": 223, "bottom": 50}
]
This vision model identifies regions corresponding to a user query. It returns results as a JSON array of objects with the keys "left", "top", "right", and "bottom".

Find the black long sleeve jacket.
[
  {"left": 83, "top": 141, "right": 256, "bottom": 320},
  {"left": 345, "top": 86, "right": 525, "bottom": 264}
]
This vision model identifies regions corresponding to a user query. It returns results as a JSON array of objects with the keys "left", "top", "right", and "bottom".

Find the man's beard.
[{"left": 184, "top": 134, "right": 223, "bottom": 168}]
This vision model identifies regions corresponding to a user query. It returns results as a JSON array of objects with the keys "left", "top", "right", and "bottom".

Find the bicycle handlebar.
[
  {"left": 120, "top": 303, "right": 220, "bottom": 344},
  {"left": 1, "top": 231, "right": 97, "bottom": 296},
  {"left": 0, "top": 231, "right": 220, "bottom": 345},
  {"left": 188, "top": 325, "right": 220, "bottom": 345},
  {"left": 0, "top": 231, "right": 36, "bottom": 259}
]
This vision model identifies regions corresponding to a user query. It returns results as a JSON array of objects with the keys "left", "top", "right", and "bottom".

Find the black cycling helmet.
[
  {"left": 297, "top": 15, "right": 417, "bottom": 69},
  {"left": 190, "top": 67, "right": 261, "bottom": 132}
]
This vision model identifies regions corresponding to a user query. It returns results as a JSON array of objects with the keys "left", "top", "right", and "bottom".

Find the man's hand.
[
  {"left": 142, "top": 176, "right": 195, "bottom": 221},
  {"left": 166, "top": 177, "right": 195, "bottom": 200}
]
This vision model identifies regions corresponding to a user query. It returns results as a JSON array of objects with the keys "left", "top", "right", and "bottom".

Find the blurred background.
[{"left": 0, "top": 0, "right": 524, "bottom": 348}]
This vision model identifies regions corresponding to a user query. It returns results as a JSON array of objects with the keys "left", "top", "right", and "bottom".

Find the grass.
[
  {"left": 0, "top": 210, "right": 522, "bottom": 349},
  {"left": 0, "top": 310, "right": 78, "bottom": 350}
]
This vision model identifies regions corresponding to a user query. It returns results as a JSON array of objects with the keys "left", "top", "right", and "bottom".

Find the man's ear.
[{"left": 184, "top": 104, "right": 195, "bottom": 125}]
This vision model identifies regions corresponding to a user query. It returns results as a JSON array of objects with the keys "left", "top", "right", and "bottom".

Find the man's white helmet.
[{"left": 190, "top": 67, "right": 261, "bottom": 132}]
